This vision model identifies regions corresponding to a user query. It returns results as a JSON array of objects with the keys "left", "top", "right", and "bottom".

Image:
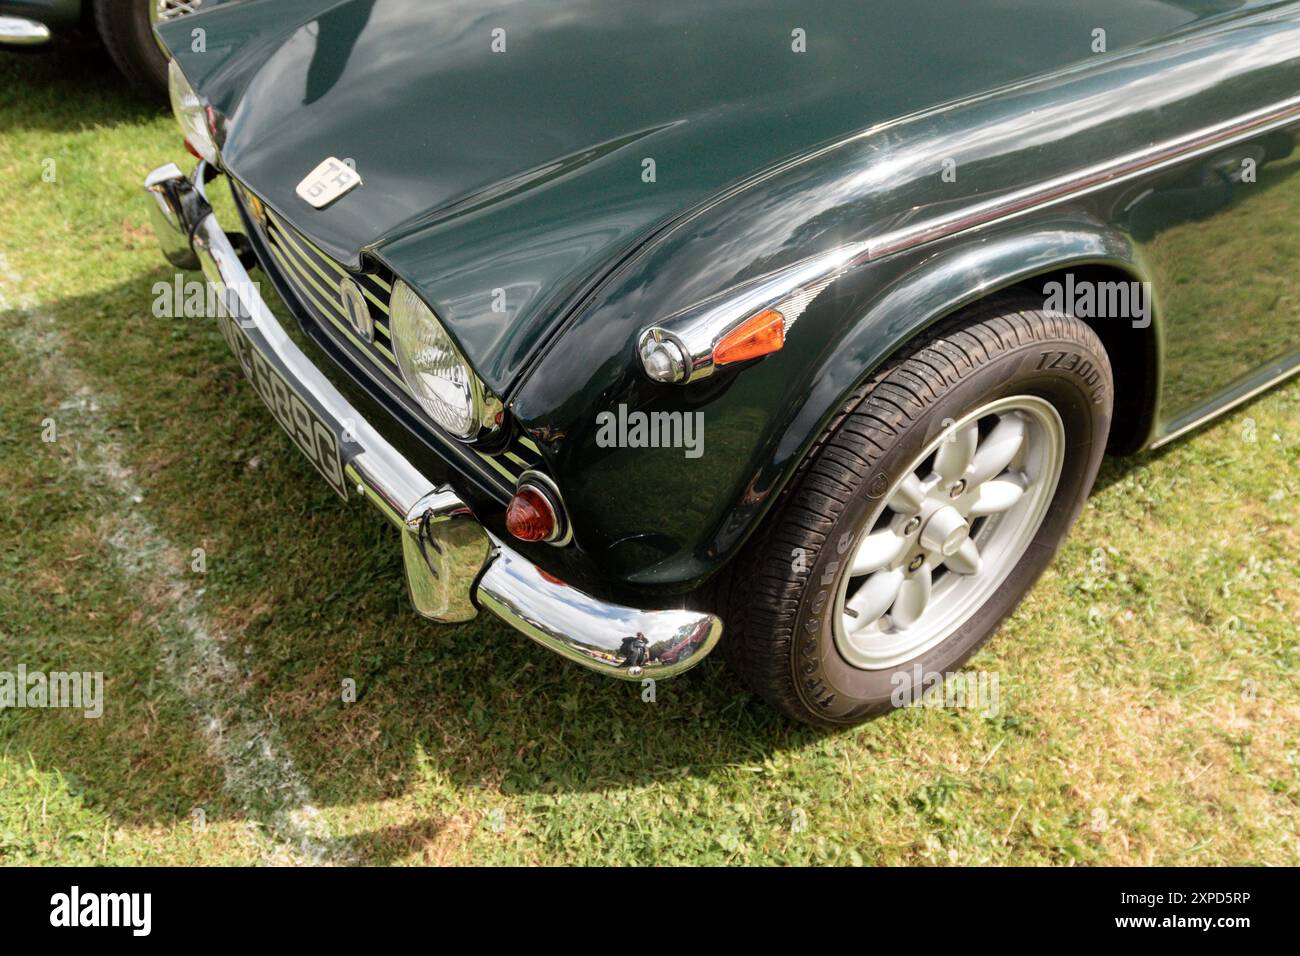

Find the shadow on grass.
[
  {"left": 2, "top": 260, "right": 823, "bottom": 862},
  {"left": 0, "top": 36, "right": 161, "bottom": 135}
]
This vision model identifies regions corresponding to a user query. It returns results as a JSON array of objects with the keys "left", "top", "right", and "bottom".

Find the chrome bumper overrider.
[{"left": 144, "top": 161, "right": 721, "bottom": 680}]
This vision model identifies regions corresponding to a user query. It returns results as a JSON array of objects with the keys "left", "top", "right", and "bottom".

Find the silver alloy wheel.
[{"left": 833, "top": 395, "right": 1066, "bottom": 670}]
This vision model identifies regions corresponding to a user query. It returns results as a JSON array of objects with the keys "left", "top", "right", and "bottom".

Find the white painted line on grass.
[{"left": 0, "top": 252, "right": 345, "bottom": 865}]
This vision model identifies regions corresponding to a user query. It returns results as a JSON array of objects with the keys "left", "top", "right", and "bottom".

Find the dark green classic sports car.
[{"left": 143, "top": 0, "right": 1300, "bottom": 727}]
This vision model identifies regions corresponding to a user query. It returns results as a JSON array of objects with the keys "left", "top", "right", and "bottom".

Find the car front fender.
[{"left": 510, "top": 214, "right": 1154, "bottom": 594}]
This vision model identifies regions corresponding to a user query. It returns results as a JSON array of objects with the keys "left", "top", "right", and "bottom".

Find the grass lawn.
[{"left": 0, "top": 43, "right": 1297, "bottom": 867}]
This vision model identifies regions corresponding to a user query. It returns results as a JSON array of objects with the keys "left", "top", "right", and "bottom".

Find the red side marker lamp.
[{"left": 506, "top": 483, "right": 560, "bottom": 543}]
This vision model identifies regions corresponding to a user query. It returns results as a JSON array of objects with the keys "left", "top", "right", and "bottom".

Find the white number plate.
[
  {"left": 295, "top": 157, "right": 362, "bottom": 209},
  {"left": 216, "top": 311, "right": 349, "bottom": 500}
]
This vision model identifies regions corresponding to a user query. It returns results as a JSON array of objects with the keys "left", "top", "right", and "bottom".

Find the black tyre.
[
  {"left": 724, "top": 297, "right": 1113, "bottom": 728},
  {"left": 94, "top": 0, "right": 180, "bottom": 96}
]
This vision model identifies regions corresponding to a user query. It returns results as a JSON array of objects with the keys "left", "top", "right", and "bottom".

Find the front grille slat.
[
  {"left": 264, "top": 244, "right": 407, "bottom": 388},
  {"left": 255, "top": 199, "right": 401, "bottom": 374},
  {"left": 271, "top": 238, "right": 350, "bottom": 324},
  {"left": 361, "top": 286, "right": 390, "bottom": 315}
]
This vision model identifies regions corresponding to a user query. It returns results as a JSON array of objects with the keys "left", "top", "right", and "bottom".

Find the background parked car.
[{"left": 0, "top": 0, "right": 206, "bottom": 93}]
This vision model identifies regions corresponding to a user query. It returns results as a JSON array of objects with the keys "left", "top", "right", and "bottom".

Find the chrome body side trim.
[
  {"left": 639, "top": 95, "right": 1300, "bottom": 387},
  {"left": 1149, "top": 354, "right": 1300, "bottom": 450},
  {"left": 857, "top": 95, "right": 1300, "bottom": 265},
  {"left": 145, "top": 161, "right": 722, "bottom": 679},
  {"left": 0, "top": 16, "right": 51, "bottom": 45}
]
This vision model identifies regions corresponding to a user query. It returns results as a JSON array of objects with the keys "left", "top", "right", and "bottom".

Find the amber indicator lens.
[
  {"left": 506, "top": 485, "right": 557, "bottom": 542},
  {"left": 712, "top": 308, "right": 786, "bottom": 366}
]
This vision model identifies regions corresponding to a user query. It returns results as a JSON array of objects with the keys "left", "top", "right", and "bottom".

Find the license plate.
[{"left": 217, "top": 311, "right": 349, "bottom": 499}]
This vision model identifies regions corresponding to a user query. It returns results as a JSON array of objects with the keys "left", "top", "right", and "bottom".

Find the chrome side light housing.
[
  {"left": 390, "top": 281, "right": 499, "bottom": 440},
  {"left": 637, "top": 247, "right": 854, "bottom": 384},
  {"left": 168, "top": 59, "right": 221, "bottom": 167}
]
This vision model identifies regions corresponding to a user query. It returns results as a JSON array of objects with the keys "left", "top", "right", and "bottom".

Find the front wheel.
[
  {"left": 95, "top": 1, "right": 204, "bottom": 96},
  {"left": 723, "top": 298, "right": 1114, "bottom": 728}
]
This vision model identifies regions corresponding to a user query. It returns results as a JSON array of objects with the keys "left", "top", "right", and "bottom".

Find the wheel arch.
[
  {"left": 675, "top": 219, "right": 1165, "bottom": 584},
  {"left": 827, "top": 221, "right": 1161, "bottom": 458},
  {"left": 1006, "top": 263, "right": 1159, "bottom": 456}
]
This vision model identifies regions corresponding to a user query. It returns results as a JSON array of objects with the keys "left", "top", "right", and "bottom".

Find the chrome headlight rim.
[
  {"left": 389, "top": 280, "right": 499, "bottom": 442},
  {"left": 167, "top": 59, "right": 221, "bottom": 167}
]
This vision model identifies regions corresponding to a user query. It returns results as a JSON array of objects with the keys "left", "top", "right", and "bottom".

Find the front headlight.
[
  {"left": 168, "top": 60, "right": 220, "bottom": 166},
  {"left": 390, "top": 281, "right": 495, "bottom": 440}
]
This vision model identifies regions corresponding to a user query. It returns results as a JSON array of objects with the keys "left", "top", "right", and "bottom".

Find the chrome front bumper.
[{"left": 144, "top": 161, "right": 722, "bottom": 680}]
